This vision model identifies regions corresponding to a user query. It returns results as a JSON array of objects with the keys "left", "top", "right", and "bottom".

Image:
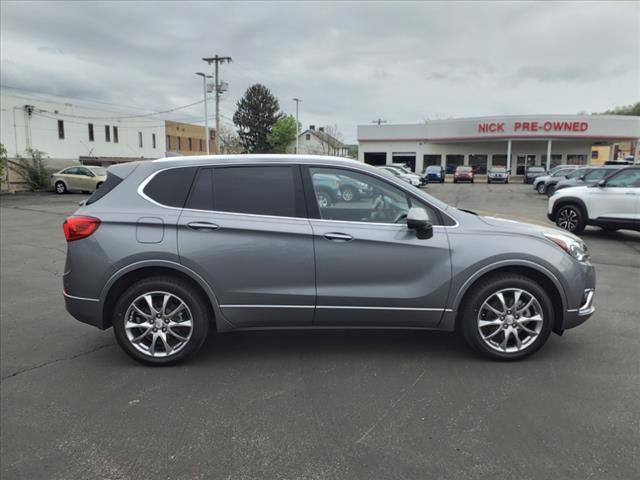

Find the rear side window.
[
  {"left": 186, "top": 166, "right": 304, "bottom": 217},
  {"left": 86, "top": 172, "right": 123, "bottom": 205},
  {"left": 143, "top": 167, "right": 197, "bottom": 208},
  {"left": 214, "top": 166, "right": 304, "bottom": 217}
]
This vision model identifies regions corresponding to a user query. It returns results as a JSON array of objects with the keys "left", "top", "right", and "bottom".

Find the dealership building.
[{"left": 357, "top": 115, "right": 640, "bottom": 174}]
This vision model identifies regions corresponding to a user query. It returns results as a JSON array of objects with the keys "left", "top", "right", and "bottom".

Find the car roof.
[{"left": 152, "top": 154, "right": 362, "bottom": 168}]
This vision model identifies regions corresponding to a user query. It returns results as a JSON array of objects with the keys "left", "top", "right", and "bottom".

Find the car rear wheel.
[
  {"left": 460, "top": 274, "right": 553, "bottom": 360},
  {"left": 112, "top": 277, "right": 209, "bottom": 365},
  {"left": 555, "top": 204, "right": 585, "bottom": 234},
  {"left": 55, "top": 181, "right": 67, "bottom": 194}
]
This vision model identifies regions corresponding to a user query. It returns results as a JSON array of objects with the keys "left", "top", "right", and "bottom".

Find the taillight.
[{"left": 63, "top": 216, "right": 101, "bottom": 242}]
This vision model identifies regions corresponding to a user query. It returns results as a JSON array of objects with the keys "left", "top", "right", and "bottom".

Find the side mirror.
[
  {"left": 406, "top": 207, "right": 433, "bottom": 240},
  {"left": 597, "top": 179, "right": 606, "bottom": 188}
]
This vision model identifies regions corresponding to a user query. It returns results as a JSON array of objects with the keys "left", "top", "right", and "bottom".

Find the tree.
[
  {"left": 599, "top": 102, "right": 640, "bottom": 116},
  {"left": 267, "top": 115, "right": 298, "bottom": 153},
  {"left": 233, "top": 84, "right": 282, "bottom": 153},
  {"left": 218, "top": 125, "right": 244, "bottom": 154},
  {"left": 10, "top": 149, "right": 49, "bottom": 191}
]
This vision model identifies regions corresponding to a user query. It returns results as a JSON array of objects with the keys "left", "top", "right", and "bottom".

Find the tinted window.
[
  {"left": 212, "top": 166, "right": 303, "bottom": 217},
  {"left": 606, "top": 169, "right": 640, "bottom": 188},
  {"left": 64, "top": 167, "right": 79, "bottom": 175},
  {"left": 143, "top": 167, "right": 197, "bottom": 208},
  {"left": 567, "top": 169, "right": 587, "bottom": 179},
  {"left": 583, "top": 169, "right": 609, "bottom": 181},
  {"left": 186, "top": 168, "right": 213, "bottom": 210}
]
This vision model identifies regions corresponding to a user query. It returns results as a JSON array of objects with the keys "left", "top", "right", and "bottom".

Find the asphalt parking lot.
[{"left": 1, "top": 183, "right": 639, "bottom": 480}]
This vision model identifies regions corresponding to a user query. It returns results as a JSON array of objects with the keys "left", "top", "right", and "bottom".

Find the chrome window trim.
[{"left": 136, "top": 163, "right": 459, "bottom": 228}]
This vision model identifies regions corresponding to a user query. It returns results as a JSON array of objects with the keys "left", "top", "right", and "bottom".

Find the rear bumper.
[{"left": 64, "top": 292, "right": 108, "bottom": 329}]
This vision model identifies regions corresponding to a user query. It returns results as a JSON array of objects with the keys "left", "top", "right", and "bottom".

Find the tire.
[
  {"left": 453, "top": 179, "right": 457, "bottom": 184},
  {"left": 55, "top": 181, "right": 67, "bottom": 194},
  {"left": 537, "top": 183, "right": 546, "bottom": 194},
  {"left": 487, "top": 179, "right": 491, "bottom": 184},
  {"left": 555, "top": 204, "right": 586, "bottom": 234},
  {"left": 441, "top": 179, "right": 445, "bottom": 183},
  {"left": 341, "top": 186, "right": 356, "bottom": 202},
  {"left": 316, "top": 190, "right": 332, "bottom": 208},
  {"left": 460, "top": 273, "right": 553, "bottom": 361},
  {"left": 112, "top": 276, "right": 210, "bottom": 365},
  {"left": 95, "top": 182, "right": 104, "bottom": 191}
]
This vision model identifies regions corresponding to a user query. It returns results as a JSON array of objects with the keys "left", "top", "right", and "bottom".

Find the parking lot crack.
[{"left": 0, "top": 343, "right": 114, "bottom": 382}]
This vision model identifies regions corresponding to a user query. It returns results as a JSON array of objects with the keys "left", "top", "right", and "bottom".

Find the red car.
[{"left": 453, "top": 166, "right": 474, "bottom": 183}]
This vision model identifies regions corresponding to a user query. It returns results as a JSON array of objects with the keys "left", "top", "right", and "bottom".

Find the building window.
[
  {"left": 445, "top": 154, "right": 464, "bottom": 174},
  {"left": 57, "top": 120, "right": 65, "bottom": 139},
  {"left": 88, "top": 123, "right": 94, "bottom": 142},
  {"left": 188, "top": 137, "right": 193, "bottom": 151},
  {"left": 105, "top": 125, "right": 111, "bottom": 142},
  {"left": 177, "top": 137, "right": 181, "bottom": 150},
  {"left": 591, "top": 150, "right": 599, "bottom": 159},
  {"left": 469, "top": 154, "right": 488, "bottom": 174},
  {"left": 152, "top": 133, "right": 156, "bottom": 149},
  {"left": 113, "top": 126, "right": 119, "bottom": 143},
  {"left": 200, "top": 139, "right": 203, "bottom": 151},
  {"left": 305, "top": 133, "right": 311, "bottom": 141},
  {"left": 138, "top": 132, "right": 143, "bottom": 148},
  {"left": 166, "top": 135, "right": 171, "bottom": 150}
]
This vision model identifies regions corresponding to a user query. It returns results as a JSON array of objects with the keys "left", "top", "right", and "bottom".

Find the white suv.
[{"left": 547, "top": 167, "right": 640, "bottom": 234}]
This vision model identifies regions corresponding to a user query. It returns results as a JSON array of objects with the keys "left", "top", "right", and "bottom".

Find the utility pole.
[
  {"left": 203, "top": 55, "right": 232, "bottom": 154},
  {"left": 292, "top": 98, "right": 301, "bottom": 154},
  {"left": 195, "top": 72, "right": 211, "bottom": 155},
  {"left": 372, "top": 118, "right": 387, "bottom": 126}
]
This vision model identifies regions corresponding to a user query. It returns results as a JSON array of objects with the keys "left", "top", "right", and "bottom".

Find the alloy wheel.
[
  {"left": 316, "top": 193, "right": 330, "bottom": 208},
  {"left": 537, "top": 183, "right": 545, "bottom": 194},
  {"left": 342, "top": 188, "right": 354, "bottom": 202},
  {"left": 477, "top": 288, "right": 544, "bottom": 353},
  {"left": 124, "top": 291, "right": 194, "bottom": 358},
  {"left": 557, "top": 207, "right": 578, "bottom": 232}
]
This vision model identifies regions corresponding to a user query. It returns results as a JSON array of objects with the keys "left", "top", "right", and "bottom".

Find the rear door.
[
  {"left": 303, "top": 166, "right": 451, "bottom": 328},
  {"left": 177, "top": 164, "right": 316, "bottom": 328},
  {"left": 62, "top": 167, "right": 82, "bottom": 191}
]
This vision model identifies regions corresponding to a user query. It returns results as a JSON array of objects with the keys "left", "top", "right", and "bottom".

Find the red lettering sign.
[{"left": 481, "top": 120, "right": 589, "bottom": 134}]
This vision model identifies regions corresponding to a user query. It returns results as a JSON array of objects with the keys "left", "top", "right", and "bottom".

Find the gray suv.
[{"left": 63, "top": 155, "right": 595, "bottom": 364}]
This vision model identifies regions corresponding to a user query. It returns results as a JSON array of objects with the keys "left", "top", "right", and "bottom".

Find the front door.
[
  {"left": 516, "top": 155, "right": 536, "bottom": 175},
  {"left": 177, "top": 165, "right": 316, "bottom": 328},
  {"left": 587, "top": 168, "right": 640, "bottom": 227},
  {"left": 304, "top": 166, "right": 452, "bottom": 328}
]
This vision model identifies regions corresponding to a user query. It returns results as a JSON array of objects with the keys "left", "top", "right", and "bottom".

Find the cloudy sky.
[{"left": 1, "top": 0, "right": 638, "bottom": 142}]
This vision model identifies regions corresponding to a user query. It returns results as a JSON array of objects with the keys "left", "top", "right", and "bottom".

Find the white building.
[
  {"left": 357, "top": 115, "right": 640, "bottom": 174},
  {"left": 293, "top": 126, "right": 349, "bottom": 157},
  {"left": 1, "top": 92, "right": 166, "bottom": 170}
]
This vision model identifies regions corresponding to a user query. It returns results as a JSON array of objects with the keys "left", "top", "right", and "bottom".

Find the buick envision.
[{"left": 63, "top": 155, "right": 596, "bottom": 364}]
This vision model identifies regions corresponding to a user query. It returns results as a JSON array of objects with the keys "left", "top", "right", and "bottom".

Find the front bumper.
[{"left": 564, "top": 288, "right": 595, "bottom": 329}]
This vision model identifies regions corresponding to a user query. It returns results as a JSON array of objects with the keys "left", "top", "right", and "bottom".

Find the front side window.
[
  {"left": 605, "top": 169, "right": 640, "bottom": 188},
  {"left": 583, "top": 169, "right": 608, "bottom": 181},
  {"left": 308, "top": 167, "right": 437, "bottom": 224},
  {"left": 567, "top": 169, "right": 587, "bottom": 179}
]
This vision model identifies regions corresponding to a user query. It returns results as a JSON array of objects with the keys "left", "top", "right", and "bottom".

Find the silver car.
[{"left": 63, "top": 155, "right": 595, "bottom": 364}]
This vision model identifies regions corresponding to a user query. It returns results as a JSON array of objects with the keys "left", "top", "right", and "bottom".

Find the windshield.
[
  {"left": 87, "top": 166, "right": 107, "bottom": 176},
  {"left": 426, "top": 166, "right": 441, "bottom": 172},
  {"left": 456, "top": 166, "right": 472, "bottom": 172},
  {"left": 379, "top": 167, "right": 400, "bottom": 177},
  {"left": 490, "top": 167, "right": 507, "bottom": 173}
]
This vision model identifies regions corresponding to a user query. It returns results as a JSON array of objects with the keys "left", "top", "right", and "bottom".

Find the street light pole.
[
  {"left": 293, "top": 98, "right": 301, "bottom": 154},
  {"left": 195, "top": 72, "right": 210, "bottom": 155}
]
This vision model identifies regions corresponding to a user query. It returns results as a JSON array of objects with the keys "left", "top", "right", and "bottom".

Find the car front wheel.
[
  {"left": 460, "top": 274, "right": 553, "bottom": 360},
  {"left": 112, "top": 276, "right": 209, "bottom": 365},
  {"left": 555, "top": 205, "right": 585, "bottom": 234},
  {"left": 55, "top": 181, "right": 67, "bottom": 194},
  {"left": 537, "top": 183, "right": 546, "bottom": 194}
]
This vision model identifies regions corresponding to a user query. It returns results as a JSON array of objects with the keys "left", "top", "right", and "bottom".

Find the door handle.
[
  {"left": 324, "top": 232, "right": 353, "bottom": 242},
  {"left": 187, "top": 222, "right": 220, "bottom": 231}
]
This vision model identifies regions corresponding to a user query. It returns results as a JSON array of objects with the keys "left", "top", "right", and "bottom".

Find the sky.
[{"left": 1, "top": 0, "right": 639, "bottom": 143}]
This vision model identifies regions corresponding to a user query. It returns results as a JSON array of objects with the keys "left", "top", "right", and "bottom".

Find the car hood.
[
  {"left": 472, "top": 213, "right": 582, "bottom": 242},
  {"left": 534, "top": 175, "right": 551, "bottom": 183}
]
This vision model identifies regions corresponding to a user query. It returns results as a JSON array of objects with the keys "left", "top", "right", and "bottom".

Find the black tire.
[
  {"left": 55, "top": 181, "right": 67, "bottom": 194},
  {"left": 459, "top": 273, "right": 554, "bottom": 361},
  {"left": 487, "top": 179, "right": 491, "bottom": 184},
  {"left": 112, "top": 276, "right": 210, "bottom": 365},
  {"left": 555, "top": 204, "right": 586, "bottom": 234},
  {"left": 96, "top": 182, "right": 104, "bottom": 191},
  {"left": 453, "top": 179, "right": 457, "bottom": 184},
  {"left": 536, "top": 183, "right": 546, "bottom": 194},
  {"left": 440, "top": 178, "right": 445, "bottom": 183}
]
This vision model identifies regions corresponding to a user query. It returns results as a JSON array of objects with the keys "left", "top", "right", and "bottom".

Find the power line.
[{"left": 38, "top": 99, "right": 205, "bottom": 120}]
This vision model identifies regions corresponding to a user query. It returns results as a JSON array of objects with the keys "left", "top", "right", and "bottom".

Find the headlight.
[{"left": 544, "top": 233, "right": 590, "bottom": 262}]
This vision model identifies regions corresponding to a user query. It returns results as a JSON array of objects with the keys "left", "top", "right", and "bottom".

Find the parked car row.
[{"left": 535, "top": 165, "right": 626, "bottom": 197}]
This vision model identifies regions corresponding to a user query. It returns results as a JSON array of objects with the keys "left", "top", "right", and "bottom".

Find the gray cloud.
[{"left": 1, "top": 0, "right": 638, "bottom": 142}]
